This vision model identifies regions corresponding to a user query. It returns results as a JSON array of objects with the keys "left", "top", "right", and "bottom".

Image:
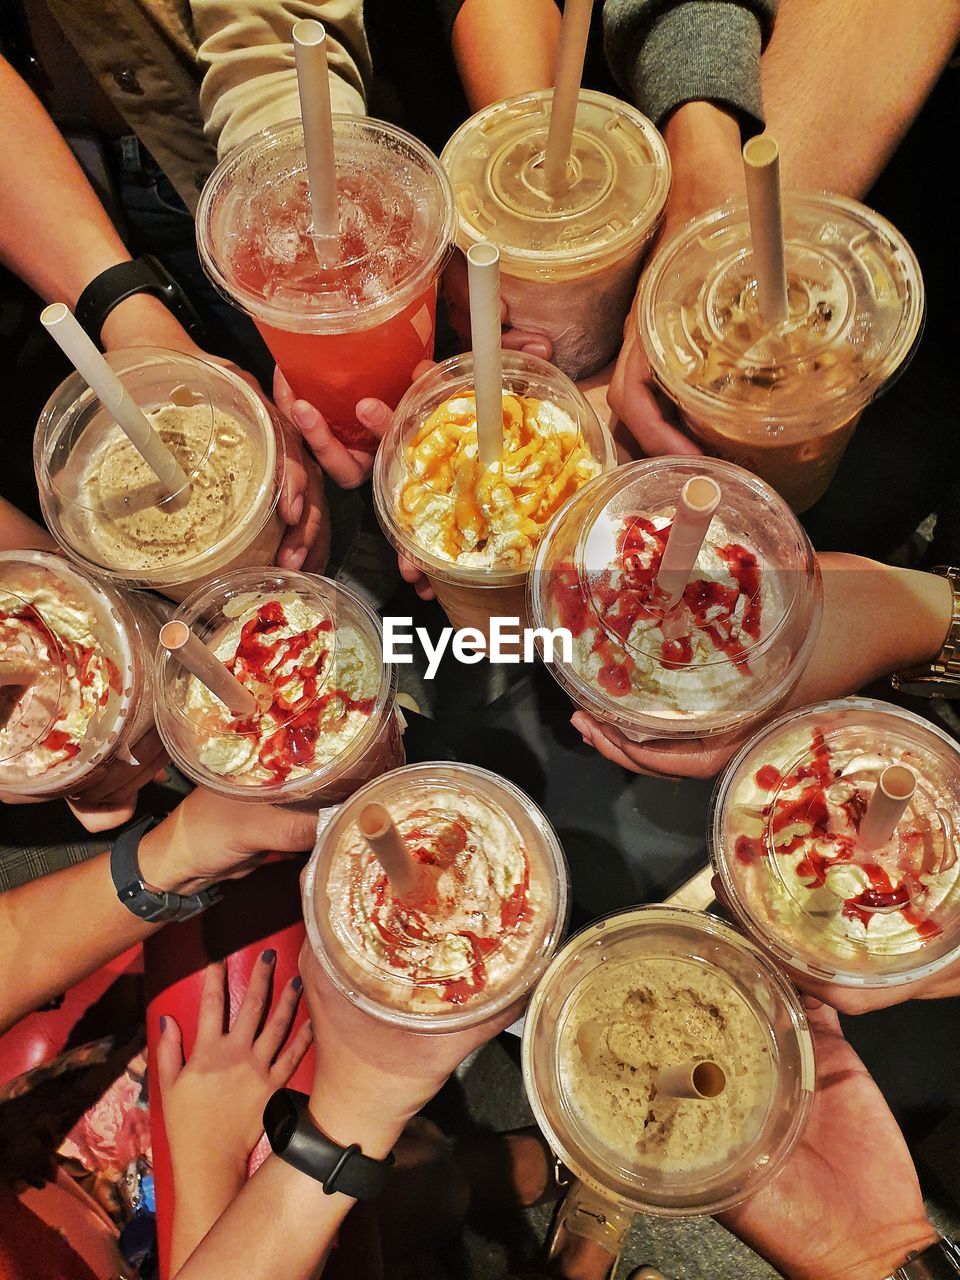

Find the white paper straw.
[
  {"left": 358, "top": 802, "right": 420, "bottom": 898},
  {"left": 657, "top": 476, "right": 722, "bottom": 608},
  {"left": 467, "top": 242, "right": 504, "bottom": 467},
  {"left": 655, "top": 1059, "right": 726, "bottom": 1100},
  {"left": 41, "top": 304, "right": 190, "bottom": 498},
  {"left": 859, "top": 764, "right": 917, "bottom": 850},
  {"left": 293, "top": 19, "right": 340, "bottom": 261},
  {"left": 742, "top": 136, "right": 789, "bottom": 327},
  {"left": 160, "top": 621, "right": 257, "bottom": 717},
  {"left": 542, "top": 0, "right": 594, "bottom": 192}
]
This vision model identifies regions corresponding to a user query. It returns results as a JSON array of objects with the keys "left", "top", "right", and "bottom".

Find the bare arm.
[
  {"left": 0, "top": 498, "right": 56, "bottom": 554},
  {"left": 762, "top": 0, "right": 960, "bottom": 196},
  {"left": 450, "top": 0, "right": 561, "bottom": 111}
]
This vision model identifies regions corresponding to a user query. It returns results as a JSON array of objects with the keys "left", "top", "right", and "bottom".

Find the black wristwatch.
[
  {"left": 75, "top": 256, "right": 204, "bottom": 349},
  {"left": 264, "top": 1089, "right": 394, "bottom": 1199},
  {"left": 110, "top": 815, "right": 220, "bottom": 923},
  {"left": 890, "top": 1238, "right": 960, "bottom": 1278}
]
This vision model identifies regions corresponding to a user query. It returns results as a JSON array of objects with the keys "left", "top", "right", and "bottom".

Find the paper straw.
[
  {"left": 467, "top": 242, "right": 504, "bottom": 468},
  {"left": 656, "top": 476, "right": 722, "bottom": 608},
  {"left": 655, "top": 1059, "right": 726, "bottom": 1100},
  {"left": 859, "top": 764, "right": 917, "bottom": 850},
  {"left": 358, "top": 802, "right": 420, "bottom": 898},
  {"left": 542, "top": 0, "right": 593, "bottom": 192},
  {"left": 293, "top": 20, "right": 340, "bottom": 261},
  {"left": 160, "top": 621, "right": 257, "bottom": 718},
  {"left": 0, "top": 660, "right": 35, "bottom": 688},
  {"left": 742, "top": 135, "right": 789, "bottom": 327},
  {"left": 41, "top": 304, "right": 190, "bottom": 498}
]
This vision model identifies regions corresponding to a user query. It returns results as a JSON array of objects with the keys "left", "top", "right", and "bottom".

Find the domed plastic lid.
[
  {"left": 0, "top": 583, "right": 64, "bottom": 767},
  {"left": 441, "top": 90, "right": 670, "bottom": 276},
  {"left": 639, "top": 193, "right": 924, "bottom": 432},
  {"left": 198, "top": 116, "right": 456, "bottom": 332}
]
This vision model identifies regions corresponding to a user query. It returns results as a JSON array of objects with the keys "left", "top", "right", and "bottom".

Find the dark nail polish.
[
  {"left": 261, "top": 948, "right": 277, "bottom": 964},
  {"left": 291, "top": 976, "right": 303, "bottom": 991},
  {"left": 159, "top": 1015, "right": 167, "bottom": 1032}
]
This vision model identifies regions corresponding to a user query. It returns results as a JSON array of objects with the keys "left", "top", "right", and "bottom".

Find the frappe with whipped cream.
[
  {"left": 529, "top": 457, "right": 821, "bottom": 741},
  {"left": 303, "top": 762, "right": 570, "bottom": 1031},
  {"left": 0, "top": 550, "right": 160, "bottom": 800},
  {"left": 36, "top": 348, "right": 283, "bottom": 601},
  {"left": 711, "top": 697, "right": 960, "bottom": 989},
  {"left": 154, "top": 567, "right": 402, "bottom": 805},
  {"left": 373, "top": 351, "right": 615, "bottom": 638}
]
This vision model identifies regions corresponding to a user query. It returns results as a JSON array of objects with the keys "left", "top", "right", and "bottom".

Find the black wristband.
[
  {"left": 264, "top": 1089, "right": 394, "bottom": 1200},
  {"left": 110, "top": 815, "right": 220, "bottom": 923},
  {"left": 75, "top": 256, "right": 204, "bottom": 349}
]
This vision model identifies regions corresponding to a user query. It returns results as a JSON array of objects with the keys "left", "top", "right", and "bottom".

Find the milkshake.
[
  {"left": 197, "top": 116, "right": 455, "bottom": 450},
  {"left": 523, "top": 907, "right": 813, "bottom": 1216},
  {"left": 529, "top": 457, "right": 821, "bottom": 740},
  {"left": 36, "top": 348, "right": 283, "bottom": 600},
  {"left": 303, "top": 762, "right": 570, "bottom": 1031},
  {"left": 373, "top": 350, "right": 615, "bottom": 635},
  {"left": 154, "top": 568, "right": 402, "bottom": 805},
  {"left": 441, "top": 89, "right": 670, "bottom": 379},
  {"left": 637, "top": 193, "right": 924, "bottom": 511},
  {"left": 0, "top": 551, "right": 159, "bottom": 800},
  {"left": 711, "top": 697, "right": 960, "bottom": 988}
]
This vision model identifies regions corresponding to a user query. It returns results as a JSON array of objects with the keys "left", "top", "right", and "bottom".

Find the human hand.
[
  {"left": 443, "top": 250, "right": 553, "bottom": 361},
  {"left": 273, "top": 368, "right": 391, "bottom": 491},
  {"left": 719, "top": 999, "right": 937, "bottom": 1279},
  {"left": 65, "top": 726, "right": 169, "bottom": 832},
  {"left": 157, "top": 956, "right": 312, "bottom": 1269}
]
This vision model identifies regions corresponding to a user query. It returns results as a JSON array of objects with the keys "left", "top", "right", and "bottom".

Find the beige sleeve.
[{"left": 192, "top": 0, "right": 371, "bottom": 158}]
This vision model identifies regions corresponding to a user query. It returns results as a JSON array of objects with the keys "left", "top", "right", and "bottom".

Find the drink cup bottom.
[
  {"left": 428, "top": 576, "right": 530, "bottom": 645},
  {"left": 159, "top": 508, "right": 286, "bottom": 603}
]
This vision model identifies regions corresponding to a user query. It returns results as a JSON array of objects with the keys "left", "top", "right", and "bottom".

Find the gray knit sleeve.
[{"left": 603, "top": 0, "right": 778, "bottom": 129}]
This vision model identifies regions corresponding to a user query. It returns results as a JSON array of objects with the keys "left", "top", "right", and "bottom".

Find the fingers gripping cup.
[
  {"left": 522, "top": 907, "right": 814, "bottom": 1217},
  {"left": 0, "top": 551, "right": 159, "bottom": 800},
  {"left": 154, "top": 568, "right": 402, "bottom": 805},
  {"left": 373, "top": 350, "right": 616, "bottom": 637},
  {"left": 529, "top": 457, "right": 822, "bottom": 741},
  {"left": 637, "top": 193, "right": 924, "bottom": 511},
  {"left": 710, "top": 697, "right": 960, "bottom": 989},
  {"left": 197, "top": 117, "right": 455, "bottom": 450},
  {"left": 302, "top": 762, "right": 570, "bottom": 1031},
  {"left": 35, "top": 348, "right": 283, "bottom": 601},
  {"left": 441, "top": 89, "right": 671, "bottom": 379}
]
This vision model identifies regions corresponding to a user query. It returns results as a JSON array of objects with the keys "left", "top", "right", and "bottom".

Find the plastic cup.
[
  {"left": 302, "top": 761, "right": 570, "bottom": 1031},
  {"left": 522, "top": 906, "right": 814, "bottom": 1216},
  {"left": 441, "top": 89, "right": 670, "bottom": 380},
  {"left": 154, "top": 567, "right": 402, "bottom": 806},
  {"left": 373, "top": 350, "right": 616, "bottom": 638},
  {"left": 197, "top": 116, "right": 455, "bottom": 450},
  {"left": 710, "top": 696, "right": 960, "bottom": 989},
  {"left": 637, "top": 192, "right": 925, "bottom": 512},
  {"left": 0, "top": 550, "right": 160, "bottom": 799},
  {"left": 35, "top": 348, "right": 283, "bottom": 602},
  {"left": 529, "top": 456, "right": 822, "bottom": 741}
]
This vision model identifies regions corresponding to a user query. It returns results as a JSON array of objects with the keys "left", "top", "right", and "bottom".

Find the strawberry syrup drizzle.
[
  {"left": 0, "top": 602, "right": 117, "bottom": 764},
  {"left": 551, "top": 515, "right": 763, "bottom": 697},
  {"left": 737, "top": 734, "right": 941, "bottom": 941},
  {"left": 220, "top": 600, "right": 374, "bottom": 783}
]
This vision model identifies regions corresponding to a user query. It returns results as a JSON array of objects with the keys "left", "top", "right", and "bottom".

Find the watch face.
[{"left": 264, "top": 1091, "right": 298, "bottom": 1148}]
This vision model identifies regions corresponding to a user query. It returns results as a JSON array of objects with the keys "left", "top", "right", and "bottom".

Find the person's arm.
[
  {"left": 0, "top": 498, "right": 56, "bottom": 554},
  {"left": 0, "top": 789, "right": 315, "bottom": 1036},
  {"left": 446, "top": 0, "right": 561, "bottom": 112},
  {"left": 761, "top": 0, "right": 960, "bottom": 198},
  {"left": 193, "top": 0, "right": 371, "bottom": 161}
]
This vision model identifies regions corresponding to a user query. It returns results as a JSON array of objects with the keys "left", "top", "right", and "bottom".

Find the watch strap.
[
  {"left": 264, "top": 1089, "right": 393, "bottom": 1200},
  {"left": 111, "top": 815, "right": 220, "bottom": 923},
  {"left": 75, "top": 256, "right": 204, "bottom": 348},
  {"left": 892, "top": 1237, "right": 960, "bottom": 1278},
  {"left": 891, "top": 565, "right": 960, "bottom": 698}
]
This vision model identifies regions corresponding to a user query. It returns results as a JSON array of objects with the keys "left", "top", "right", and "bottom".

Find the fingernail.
[
  {"left": 290, "top": 494, "right": 304, "bottom": 523},
  {"left": 159, "top": 1015, "right": 168, "bottom": 1032},
  {"left": 286, "top": 545, "right": 307, "bottom": 571},
  {"left": 261, "top": 948, "right": 277, "bottom": 965},
  {"left": 356, "top": 397, "right": 389, "bottom": 425},
  {"left": 522, "top": 341, "right": 551, "bottom": 360},
  {"left": 291, "top": 976, "right": 303, "bottom": 991},
  {"left": 292, "top": 401, "right": 313, "bottom": 430}
]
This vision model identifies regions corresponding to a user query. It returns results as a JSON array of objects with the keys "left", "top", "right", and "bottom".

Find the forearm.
[
  {"left": 761, "top": 0, "right": 960, "bottom": 197},
  {"left": 659, "top": 101, "right": 745, "bottom": 238},
  {"left": 170, "top": 1166, "right": 246, "bottom": 1277},
  {"left": 0, "top": 498, "right": 56, "bottom": 553},
  {"left": 451, "top": 0, "right": 561, "bottom": 111}
]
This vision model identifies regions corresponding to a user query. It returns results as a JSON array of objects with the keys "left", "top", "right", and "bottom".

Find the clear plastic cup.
[
  {"left": 0, "top": 550, "right": 160, "bottom": 799},
  {"left": 197, "top": 116, "right": 455, "bottom": 450},
  {"left": 710, "top": 696, "right": 960, "bottom": 989},
  {"left": 637, "top": 193, "right": 925, "bottom": 512},
  {"left": 373, "top": 350, "right": 616, "bottom": 637},
  {"left": 529, "top": 456, "right": 822, "bottom": 741},
  {"left": 154, "top": 567, "right": 402, "bottom": 806},
  {"left": 302, "top": 761, "right": 570, "bottom": 1031},
  {"left": 35, "top": 348, "right": 283, "bottom": 601},
  {"left": 441, "top": 89, "right": 670, "bottom": 379},
  {"left": 522, "top": 906, "right": 814, "bottom": 1216}
]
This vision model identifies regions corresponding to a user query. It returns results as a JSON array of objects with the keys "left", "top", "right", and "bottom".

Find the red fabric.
[{"left": 144, "top": 858, "right": 313, "bottom": 1280}]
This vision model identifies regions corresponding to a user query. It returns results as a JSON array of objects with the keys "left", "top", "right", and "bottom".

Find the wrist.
[
  {"left": 136, "top": 815, "right": 210, "bottom": 897},
  {"left": 661, "top": 102, "right": 745, "bottom": 237},
  {"left": 307, "top": 1076, "right": 408, "bottom": 1161},
  {"left": 100, "top": 291, "right": 197, "bottom": 354},
  {"left": 832, "top": 1224, "right": 941, "bottom": 1280}
]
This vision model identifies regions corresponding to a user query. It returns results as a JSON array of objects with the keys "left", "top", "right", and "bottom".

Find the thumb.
[{"left": 155, "top": 1014, "right": 185, "bottom": 1094}]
